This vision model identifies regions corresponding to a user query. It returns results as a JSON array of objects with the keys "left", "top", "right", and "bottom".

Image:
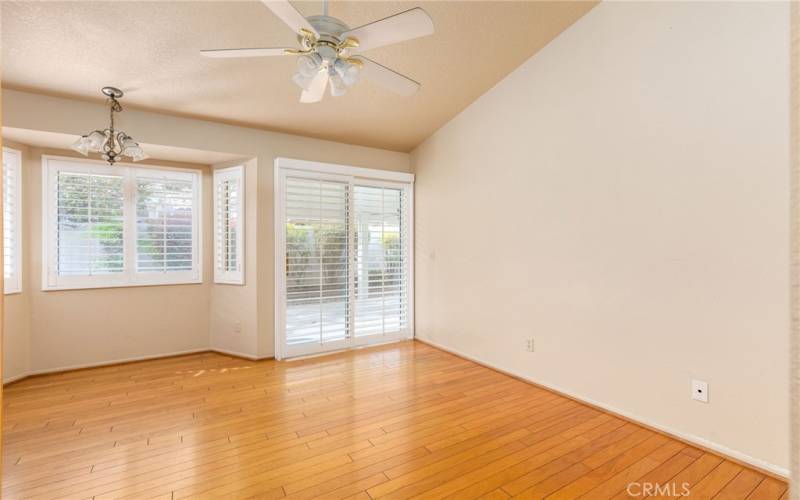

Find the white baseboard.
[
  {"left": 281, "top": 337, "right": 413, "bottom": 362},
  {"left": 3, "top": 348, "right": 211, "bottom": 384},
  {"left": 2, "top": 347, "right": 276, "bottom": 384},
  {"left": 210, "top": 347, "right": 271, "bottom": 361},
  {"left": 416, "top": 336, "right": 790, "bottom": 479},
  {"left": 2, "top": 372, "right": 29, "bottom": 384}
]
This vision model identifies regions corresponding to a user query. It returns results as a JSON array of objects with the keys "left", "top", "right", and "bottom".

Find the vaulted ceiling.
[{"left": 1, "top": 1, "right": 596, "bottom": 151}]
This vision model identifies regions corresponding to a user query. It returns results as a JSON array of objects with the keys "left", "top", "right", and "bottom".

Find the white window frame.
[
  {"left": 3, "top": 147, "right": 22, "bottom": 294},
  {"left": 213, "top": 165, "right": 245, "bottom": 285},
  {"left": 274, "top": 157, "right": 415, "bottom": 360},
  {"left": 41, "top": 155, "right": 203, "bottom": 291}
]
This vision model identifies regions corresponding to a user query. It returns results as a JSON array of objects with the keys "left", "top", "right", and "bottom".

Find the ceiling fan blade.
[
  {"left": 300, "top": 70, "right": 328, "bottom": 103},
  {"left": 357, "top": 57, "right": 420, "bottom": 96},
  {"left": 200, "top": 47, "right": 292, "bottom": 58},
  {"left": 343, "top": 8, "right": 433, "bottom": 52},
  {"left": 260, "top": 0, "right": 318, "bottom": 37}
]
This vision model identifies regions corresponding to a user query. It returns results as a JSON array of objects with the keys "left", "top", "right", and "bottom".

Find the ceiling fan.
[{"left": 201, "top": 0, "right": 434, "bottom": 103}]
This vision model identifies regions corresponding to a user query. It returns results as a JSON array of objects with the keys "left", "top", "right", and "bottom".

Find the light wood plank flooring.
[{"left": 1, "top": 341, "right": 788, "bottom": 499}]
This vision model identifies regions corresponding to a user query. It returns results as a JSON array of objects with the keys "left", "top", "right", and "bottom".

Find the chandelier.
[{"left": 71, "top": 87, "right": 148, "bottom": 165}]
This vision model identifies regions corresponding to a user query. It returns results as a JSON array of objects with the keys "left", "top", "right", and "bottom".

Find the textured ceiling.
[{"left": 1, "top": 1, "right": 596, "bottom": 152}]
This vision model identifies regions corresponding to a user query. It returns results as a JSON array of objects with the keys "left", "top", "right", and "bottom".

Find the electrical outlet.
[
  {"left": 234, "top": 321, "right": 242, "bottom": 334},
  {"left": 525, "top": 338, "right": 535, "bottom": 352},
  {"left": 691, "top": 379, "right": 708, "bottom": 403}
]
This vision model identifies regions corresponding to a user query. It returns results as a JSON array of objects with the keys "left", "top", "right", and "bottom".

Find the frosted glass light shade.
[
  {"left": 329, "top": 73, "right": 347, "bottom": 97},
  {"left": 334, "top": 59, "right": 360, "bottom": 87},
  {"left": 70, "top": 136, "right": 91, "bottom": 156},
  {"left": 71, "top": 131, "right": 108, "bottom": 156},
  {"left": 87, "top": 130, "right": 106, "bottom": 150},
  {"left": 292, "top": 70, "right": 316, "bottom": 91},
  {"left": 129, "top": 148, "right": 149, "bottom": 162},
  {"left": 120, "top": 136, "right": 148, "bottom": 161},
  {"left": 297, "top": 53, "right": 323, "bottom": 77}
]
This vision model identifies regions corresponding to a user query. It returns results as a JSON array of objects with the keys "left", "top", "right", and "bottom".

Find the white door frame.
[{"left": 274, "top": 157, "right": 414, "bottom": 360}]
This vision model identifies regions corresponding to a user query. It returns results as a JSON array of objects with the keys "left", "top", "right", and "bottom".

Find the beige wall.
[
  {"left": 3, "top": 140, "right": 31, "bottom": 381},
  {"left": 793, "top": 1, "right": 800, "bottom": 493},
  {"left": 2, "top": 88, "right": 410, "bottom": 373},
  {"left": 209, "top": 159, "right": 259, "bottom": 359},
  {"left": 412, "top": 1, "right": 791, "bottom": 474},
  {"left": 12, "top": 146, "right": 212, "bottom": 377}
]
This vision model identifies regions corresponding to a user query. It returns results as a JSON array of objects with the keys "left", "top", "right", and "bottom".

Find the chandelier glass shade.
[{"left": 71, "top": 87, "right": 148, "bottom": 165}]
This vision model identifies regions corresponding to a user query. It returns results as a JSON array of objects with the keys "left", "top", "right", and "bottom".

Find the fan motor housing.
[
  {"left": 306, "top": 15, "right": 350, "bottom": 42},
  {"left": 303, "top": 15, "right": 353, "bottom": 63}
]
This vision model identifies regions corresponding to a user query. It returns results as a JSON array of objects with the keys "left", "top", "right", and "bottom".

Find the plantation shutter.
[
  {"left": 56, "top": 170, "right": 125, "bottom": 276},
  {"left": 135, "top": 170, "right": 196, "bottom": 274},
  {"left": 44, "top": 158, "right": 202, "bottom": 289},
  {"left": 276, "top": 159, "right": 414, "bottom": 359},
  {"left": 284, "top": 176, "right": 350, "bottom": 346},
  {"left": 353, "top": 185, "right": 409, "bottom": 336},
  {"left": 3, "top": 148, "right": 21, "bottom": 293},
  {"left": 213, "top": 166, "right": 245, "bottom": 284}
]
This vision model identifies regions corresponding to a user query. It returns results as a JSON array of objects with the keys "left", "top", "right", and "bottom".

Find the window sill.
[{"left": 42, "top": 279, "right": 203, "bottom": 292}]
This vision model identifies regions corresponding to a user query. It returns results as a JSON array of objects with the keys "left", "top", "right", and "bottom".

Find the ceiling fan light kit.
[
  {"left": 70, "top": 87, "right": 148, "bottom": 165},
  {"left": 333, "top": 59, "right": 360, "bottom": 86},
  {"left": 201, "top": 0, "right": 434, "bottom": 103}
]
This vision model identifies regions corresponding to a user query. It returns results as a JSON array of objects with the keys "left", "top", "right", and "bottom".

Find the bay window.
[{"left": 42, "top": 156, "right": 202, "bottom": 290}]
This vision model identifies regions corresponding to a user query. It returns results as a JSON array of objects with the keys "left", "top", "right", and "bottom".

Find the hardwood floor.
[{"left": 1, "top": 341, "right": 788, "bottom": 499}]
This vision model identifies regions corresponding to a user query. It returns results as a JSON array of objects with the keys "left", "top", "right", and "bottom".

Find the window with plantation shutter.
[
  {"left": 135, "top": 170, "right": 196, "bottom": 274},
  {"left": 3, "top": 148, "right": 22, "bottom": 294},
  {"left": 275, "top": 158, "right": 414, "bottom": 359},
  {"left": 56, "top": 170, "right": 125, "bottom": 277},
  {"left": 42, "top": 156, "right": 202, "bottom": 290},
  {"left": 213, "top": 166, "right": 245, "bottom": 284}
]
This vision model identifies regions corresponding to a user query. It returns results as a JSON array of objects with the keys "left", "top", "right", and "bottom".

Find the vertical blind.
[
  {"left": 282, "top": 173, "right": 410, "bottom": 352},
  {"left": 3, "top": 148, "right": 21, "bottom": 293},
  {"left": 136, "top": 175, "right": 194, "bottom": 273},
  {"left": 57, "top": 171, "right": 125, "bottom": 276}
]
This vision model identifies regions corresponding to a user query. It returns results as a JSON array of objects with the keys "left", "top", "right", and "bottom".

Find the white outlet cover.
[{"left": 691, "top": 379, "right": 708, "bottom": 403}]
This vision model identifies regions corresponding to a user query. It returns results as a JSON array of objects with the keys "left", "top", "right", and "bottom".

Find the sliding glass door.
[
  {"left": 284, "top": 177, "right": 351, "bottom": 352},
  {"left": 353, "top": 184, "right": 409, "bottom": 339},
  {"left": 275, "top": 160, "right": 413, "bottom": 359}
]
